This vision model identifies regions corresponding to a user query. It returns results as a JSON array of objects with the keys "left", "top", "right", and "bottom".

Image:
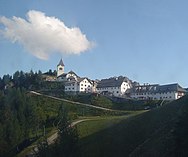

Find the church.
[{"left": 56, "top": 59, "right": 97, "bottom": 93}]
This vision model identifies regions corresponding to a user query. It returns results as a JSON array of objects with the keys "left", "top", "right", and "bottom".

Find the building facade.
[
  {"left": 56, "top": 59, "right": 96, "bottom": 93},
  {"left": 96, "top": 76, "right": 131, "bottom": 97},
  {"left": 64, "top": 78, "right": 93, "bottom": 93},
  {"left": 130, "top": 83, "right": 186, "bottom": 100},
  {"left": 56, "top": 59, "right": 186, "bottom": 100}
]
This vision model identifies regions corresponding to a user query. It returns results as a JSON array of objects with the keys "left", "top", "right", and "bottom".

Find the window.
[
  {"left": 59, "top": 67, "right": 63, "bottom": 70},
  {"left": 117, "top": 91, "right": 119, "bottom": 93},
  {"left": 81, "top": 84, "right": 83, "bottom": 86},
  {"left": 72, "top": 88, "right": 74, "bottom": 90}
]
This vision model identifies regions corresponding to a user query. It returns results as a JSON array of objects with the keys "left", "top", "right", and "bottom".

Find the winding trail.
[
  {"left": 26, "top": 119, "right": 91, "bottom": 156},
  {"left": 47, "top": 119, "right": 91, "bottom": 145},
  {"left": 30, "top": 91, "right": 122, "bottom": 112},
  {"left": 23, "top": 91, "right": 126, "bottom": 156}
]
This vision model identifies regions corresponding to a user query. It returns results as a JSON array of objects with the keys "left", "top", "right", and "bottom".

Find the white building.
[
  {"left": 56, "top": 59, "right": 96, "bottom": 93},
  {"left": 57, "top": 59, "right": 65, "bottom": 77},
  {"left": 56, "top": 59, "right": 186, "bottom": 100},
  {"left": 96, "top": 76, "right": 131, "bottom": 97},
  {"left": 64, "top": 77, "right": 93, "bottom": 93},
  {"left": 130, "top": 83, "right": 186, "bottom": 100},
  {"left": 57, "top": 70, "right": 79, "bottom": 82}
]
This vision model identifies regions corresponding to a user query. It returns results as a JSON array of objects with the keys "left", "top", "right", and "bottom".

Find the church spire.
[
  {"left": 57, "top": 58, "right": 64, "bottom": 66},
  {"left": 57, "top": 58, "right": 65, "bottom": 77}
]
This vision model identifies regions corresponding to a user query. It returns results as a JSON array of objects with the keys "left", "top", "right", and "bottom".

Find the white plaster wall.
[
  {"left": 97, "top": 86, "right": 121, "bottom": 96},
  {"left": 121, "top": 82, "right": 131, "bottom": 94},
  {"left": 57, "top": 65, "right": 64, "bottom": 77},
  {"left": 66, "top": 73, "right": 78, "bottom": 81},
  {"left": 79, "top": 79, "right": 92, "bottom": 92}
]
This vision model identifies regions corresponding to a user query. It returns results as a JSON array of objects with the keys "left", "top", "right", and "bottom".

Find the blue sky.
[{"left": 0, "top": 0, "right": 188, "bottom": 87}]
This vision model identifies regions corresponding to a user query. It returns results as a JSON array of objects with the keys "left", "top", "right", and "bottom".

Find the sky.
[{"left": 0, "top": 0, "right": 188, "bottom": 87}]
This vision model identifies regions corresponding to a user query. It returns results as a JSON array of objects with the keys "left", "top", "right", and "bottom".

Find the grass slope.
[
  {"left": 77, "top": 95, "right": 188, "bottom": 157},
  {"left": 29, "top": 94, "right": 126, "bottom": 119},
  {"left": 40, "top": 91, "right": 162, "bottom": 111},
  {"left": 17, "top": 93, "right": 132, "bottom": 157}
]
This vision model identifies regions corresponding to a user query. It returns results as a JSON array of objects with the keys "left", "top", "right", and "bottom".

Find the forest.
[{"left": 0, "top": 70, "right": 79, "bottom": 157}]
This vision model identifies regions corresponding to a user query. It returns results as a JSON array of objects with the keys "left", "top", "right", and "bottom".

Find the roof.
[
  {"left": 57, "top": 73, "right": 67, "bottom": 78},
  {"left": 157, "top": 83, "right": 186, "bottom": 93},
  {"left": 130, "top": 84, "right": 159, "bottom": 93},
  {"left": 64, "top": 77, "right": 93, "bottom": 86},
  {"left": 131, "top": 83, "right": 186, "bottom": 93},
  {"left": 97, "top": 76, "right": 130, "bottom": 88},
  {"left": 77, "top": 78, "right": 85, "bottom": 83},
  {"left": 68, "top": 70, "right": 78, "bottom": 77},
  {"left": 77, "top": 77, "right": 93, "bottom": 84},
  {"left": 57, "top": 70, "right": 78, "bottom": 78},
  {"left": 57, "top": 59, "right": 64, "bottom": 66}
]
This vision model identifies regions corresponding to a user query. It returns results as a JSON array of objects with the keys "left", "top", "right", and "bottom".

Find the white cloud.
[{"left": 0, "top": 10, "right": 94, "bottom": 60}]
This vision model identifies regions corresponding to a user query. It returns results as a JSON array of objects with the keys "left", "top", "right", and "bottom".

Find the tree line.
[
  {"left": 0, "top": 70, "right": 78, "bottom": 157},
  {"left": 0, "top": 70, "right": 64, "bottom": 91},
  {"left": 0, "top": 88, "right": 48, "bottom": 156}
]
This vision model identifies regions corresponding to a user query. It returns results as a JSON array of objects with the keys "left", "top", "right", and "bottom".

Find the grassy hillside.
[
  {"left": 29, "top": 94, "right": 128, "bottom": 118},
  {"left": 78, "top": 112, "right": 145, "bottom": 139},
  {"left": 40, "top": 91, "right": 162, "bottom": 111},
  {"left": 77, "top": 95, "right": 188, "bottom": 157},
  {"left": 15, "top": 93, "right": 134, "bottom": 157}
]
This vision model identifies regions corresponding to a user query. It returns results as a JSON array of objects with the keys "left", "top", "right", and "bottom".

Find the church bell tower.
[{"left": 57, "top": 59, "right": 65, "bottom": 77}]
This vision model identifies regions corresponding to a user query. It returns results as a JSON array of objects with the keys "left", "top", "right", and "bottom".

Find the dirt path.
[
  {"left": 26, "top": 118, "right": 91, "bottom": 156},
  {"left": 47, "top": 119, "right": 91, "bottom": 145},
  {"left": 30, "top": 91, "right": 121, "bottom": 112}
]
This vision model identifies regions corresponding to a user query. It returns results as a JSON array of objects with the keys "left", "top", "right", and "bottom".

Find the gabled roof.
[
  {"left": 157, "top": 83, "right": 186, "bottom": 93},
  {"left": 131, "top": 83, "right": 186, "bottom": 93},
  {"left": 97, "top": 76, "right": 130, "bottom": 88},
  {"left": 77, "top": 78, "right": 85, "bottom": 83},
  {"left": 57, "top": 70, "right": 79, "bottom": 78},
  {"left": 131, "top": 84, "right": 159, "bottom": 93},
  {"left": 57, "top": 73, "right": 67, "bottom": 78},
  {"left": 57, "top": 59, "right": 64, "bottom": 66},
  {"left": 64, "top": 77, "right": 93, "bottom": 86},
  {"left": 77, "top": 77, "right": 93, "bottom": 84},
  {"left": 68, "top": 70, "right": 78, "bottom": 77}
]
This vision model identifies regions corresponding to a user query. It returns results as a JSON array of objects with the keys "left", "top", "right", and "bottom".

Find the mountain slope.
[{"left": 78, "top": 95, "right": 188, "bottom": 157}]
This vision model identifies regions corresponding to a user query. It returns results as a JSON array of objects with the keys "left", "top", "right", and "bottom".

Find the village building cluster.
[{"left": 54, "top": 59, "right": 186, "bottom": 100}]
